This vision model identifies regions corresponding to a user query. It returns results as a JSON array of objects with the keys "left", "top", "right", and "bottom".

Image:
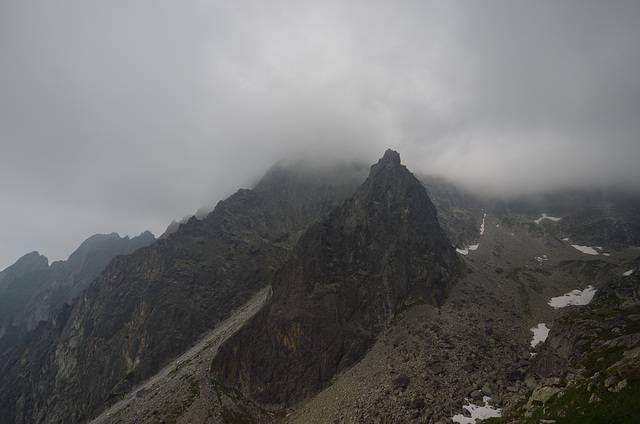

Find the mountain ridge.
[
  {"left": 1, "top": 151, "right": 640, "bottom": 423},
  {"left": 0, "top": 160, "right": 366, "bottom": 424},
  {"left": 0, "top": 231, "right": 155, "bottom": 355}
]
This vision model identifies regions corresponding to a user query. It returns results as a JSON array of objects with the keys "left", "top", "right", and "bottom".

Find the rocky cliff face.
[
  {"left": 0, "top": 232, "right": 155, "bottom": 355},
  {"left": 210, "top": 150, "right": 459, "bottom": 406},
  {"left": 0, "top": 162, "right": 365, "bottom": 424}
]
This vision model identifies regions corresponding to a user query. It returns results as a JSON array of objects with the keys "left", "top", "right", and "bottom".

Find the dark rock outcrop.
[
  {"left": 0, "top": 162, "right": 365, "bottom": 424},
  {"left": 210, "top": 150, "right": 459, "bottom": 406}
]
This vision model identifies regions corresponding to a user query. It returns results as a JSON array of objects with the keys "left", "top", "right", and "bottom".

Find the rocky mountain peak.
[
  {"left": 6, "top": 251, "right": 48, "bottom": 272},
  {"left": 369, "top": 148, "right": 401, "bottom": 176},
  {"left": 210, "top": 150, "right": 459, "bottom": 406},
  {"left": 0, "top": 251, "right": 48, "bottom": 295}
]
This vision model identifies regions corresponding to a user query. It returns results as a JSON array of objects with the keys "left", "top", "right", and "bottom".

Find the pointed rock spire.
[
  {"left": 369, "top": 148, "right": 401, "bottom": 176},
  {"left": 211, "top": 150, "right": 459, "bottom": 406}
]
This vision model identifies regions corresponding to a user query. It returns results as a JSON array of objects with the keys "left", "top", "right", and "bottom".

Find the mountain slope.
[
  {"left": 0, "top": 161, "right": 366, "bottom": 424},
  {"left": 491, "top": 257, "right": 640, "bottom": 423},
  {"left": 283, "top": 197, "right": 640, "bottom": 423},
  {"left": 210, "top": 150, "right": 460, "bottom": 406}
]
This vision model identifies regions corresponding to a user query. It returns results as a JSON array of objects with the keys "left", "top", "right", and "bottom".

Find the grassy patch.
[
  {"left": 220, "top": 406, "right": 256, "bottom": 424},
  {"left": 168, "top": 358, "right": 192, "bottom": 378},
  {"left": 492, "top": 379, "right": 640, "bottom": 424},
  {"left": 389, "top": 299, "right": 426, "bottom": 326}
]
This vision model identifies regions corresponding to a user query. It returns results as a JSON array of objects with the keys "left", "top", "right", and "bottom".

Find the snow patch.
[
  {"left": 452, "top": 396, "right": 501, "bottom": 423},
  {"left": 548, "top": 286, "right": 597, "bottom": 308},
  {"left": 571, "top": 244, "right": 599, "bottom": 255},
  {"left": 562, "top": 238, "right": 570, "bottom": 242},
  {"left": 623, "top": 270, "right": 633, "bottom": 276},
  {"left": 457, "top": 214, "right": 485, "bottom": 256},
  {"left": 534, "top": 254, "right": 548, "bottom": 263},
  {"left": 456, "top": 244, "right": 479, "bottom": 255},
  {"left": 534, "top": 213, "right": 562, "bottom": 224},
  {"left": 530, "top": 323, "right": 550, "bottom": 348}
]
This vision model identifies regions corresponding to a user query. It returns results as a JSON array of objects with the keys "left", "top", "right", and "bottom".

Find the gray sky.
[{"left": 1, "top": 1, "right": 639, "bottom": 270}]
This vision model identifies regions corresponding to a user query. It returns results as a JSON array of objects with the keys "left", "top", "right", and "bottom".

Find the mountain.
[
  {"left": 280, "top": 189, "right": 640, "bottom": 422},
  {"left": 0, "top": 232, "right": 155, "bottom": 354},
  {"left": 2, "top": 151, "right": 640, "bottom": 424},
  {"left": 0, "top": 160, "right": 367, "bottom": 424},
  {"left": 210, "top": 149, "right": 460, "bottom": 405}
]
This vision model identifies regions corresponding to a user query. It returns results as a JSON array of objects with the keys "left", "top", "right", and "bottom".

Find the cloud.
[{"left": 1, "top": 0, "right": 639, "bottom": 269}]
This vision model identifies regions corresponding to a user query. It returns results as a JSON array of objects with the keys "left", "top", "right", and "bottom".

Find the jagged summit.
[
  {"left": 0, "top": 251, "right": 48, "bottom": 296},
  {"left": 369, "top": 148, "right": 402, "bottom": 175},
  {"left": 210, "top": 150, "right": 459, "bottom": 406}
]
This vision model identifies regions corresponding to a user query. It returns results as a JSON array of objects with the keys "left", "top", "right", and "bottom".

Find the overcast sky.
[{"left": 1, "top": 1, "right": 639, "bottom": 270}]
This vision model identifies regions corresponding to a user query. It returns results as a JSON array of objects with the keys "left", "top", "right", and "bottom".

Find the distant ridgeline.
[{"left": 0, "top": 231, "right": 155, "bottom": 355}]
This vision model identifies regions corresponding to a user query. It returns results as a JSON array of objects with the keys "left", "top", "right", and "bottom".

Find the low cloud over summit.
[{"left": 1, "top": 0, "right": 639, "bottom": 269}]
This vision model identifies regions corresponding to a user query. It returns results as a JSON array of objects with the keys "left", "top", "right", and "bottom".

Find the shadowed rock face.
[{"left": 210, "top": 149, "right": 459, "bottom": 406}]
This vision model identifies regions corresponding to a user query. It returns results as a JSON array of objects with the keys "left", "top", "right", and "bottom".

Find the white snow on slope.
[
  {"left": 530, "top": 323, "right": 550, "bottom": 348},
  {"left": 571, "top": 244, "right": 599, "bottom": 255},
  {"left": 534, "top": 213, "right": 562, "bottom": 224},
  {"left": 457, "top": 213, "right": 485, "bottom": 255},
  {"left": 548, "top": 286, "right": 597, "bottom": 308},
  {"left": 456, "top": 244, "right": 479, "bottom": 255},
  {"left": 623, "top": 270, "right": 634, "bottom": 276},
  {"left": 452, "top": 397, "right": 501, "bottom": 423}
]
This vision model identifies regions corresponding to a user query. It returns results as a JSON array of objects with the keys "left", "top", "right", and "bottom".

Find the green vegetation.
[
  {"left": 487, "top": 379, "right": 640, "bottom": 424},
  {"left": 168, "top": 358, "right": 192, "bottom": 379},
  {"left": 211, "top": 379, "right": 266, "bottom": 424},
  {"left": 389, "top": 299, "right": 427, "bottom": 327},
  {"left": 220, "top": 406, "right": 256, "bottom": 424}
]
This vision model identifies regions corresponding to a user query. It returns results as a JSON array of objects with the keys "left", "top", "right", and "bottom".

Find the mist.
[{"left": 1, "top": 0, "right": 639, "bottom": 270}]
